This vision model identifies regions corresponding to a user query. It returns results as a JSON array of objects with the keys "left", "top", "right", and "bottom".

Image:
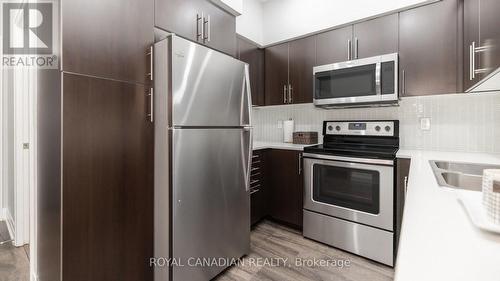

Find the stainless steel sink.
[{"left": 429, "top": 160, "right": 500, "bottom": 191}]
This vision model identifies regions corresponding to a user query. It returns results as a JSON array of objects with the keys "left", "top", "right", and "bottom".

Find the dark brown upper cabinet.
[
  {"left": 265, "top": 43, "right": 289, "bottom": 105},
  {"left": 464, "top": 0, "right": 481, "bottom": 89},
  {"left": 464, "top": 0, "right": 500, "bottom": 91},
  {"left": 316, "top": 26, "right": 353, "bottom": 66},
  {"left": 238, "top": 37, "right": 265, "bottom": 106},
  {"left": 203, "top": 1, "right": 237, "bottom": 56},
  {"left": 399, "top": 0, "right": 460, "bottom": 96},
  {"left": 155, "top": 0, "right": 203, "bottom": 43},
  {"left": 289, "top": 36, "right": 316, "bottom": 104},
  {"left": 316, "top": 14, "right": 398, "bottom": 65},
  {"left": 62, "top": 0, "right": 154, "bottom": 84},
  {"left": 155, "top": 0, "right": 236, "bottom": 56},
  {"left": 265, "top": 37, "right": 315, "bottom": 105},
  {"left": 352, "top": 14, "right": 399, "bottom": 59}
]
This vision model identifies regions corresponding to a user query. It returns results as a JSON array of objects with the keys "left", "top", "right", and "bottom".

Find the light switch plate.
[
  {"left": 277, "top": 120, "right": 283, "bottom": 129},
  {"left": 420, "top": 118, "right": 431, "bottom": 131}
]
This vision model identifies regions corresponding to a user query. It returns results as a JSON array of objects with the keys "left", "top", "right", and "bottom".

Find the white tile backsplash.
[{"left": 252, "top": 92, "right": 500, "bottom": 153}]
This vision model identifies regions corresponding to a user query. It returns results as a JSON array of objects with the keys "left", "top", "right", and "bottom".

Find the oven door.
[
  {"left": 303, "top": 155, "right": 394, "bottom": 231},
  {"left": 313, "top": 53, "right": 398, "bottom": 107}
]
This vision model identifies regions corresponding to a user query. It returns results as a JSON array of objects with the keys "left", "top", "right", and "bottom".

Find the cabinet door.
[
  {"left": 464, "top": 0, "right": 481, "bottom": 90},
  {"left": 479, "top": 0, "right": 500, "bottom": 76},
  {"left": 155, "top": 0, "right": 203, "bottom": 43},
  {"left": 203, "top": 1, "right": 237, "bottom": 56},
  {"left": 395, "top": 158, "right": 411, "bottom": 257},
  {"left": 353, "top": 14, "right": 398, "bottom": 59},
  {"left": 238, "top": 38, "right": 265, "bottom": 106},
  {"left": 316, "top": 26, "right": 353, "bottom": 65},
  {"left": 63, "top": 0, "right": 154, "bottom": 84},
  {"left": 62, "top": 73, "right": 153, "bottom": 281},
  {"left": 265, "top": 43, "right": 289, "bottom": 105},
  {"left": 399, "top": 0, "right": 460, "bottom": 96},
  {"left": 289, "top": 36, "right": 316, "bottom": 104},
  {"left": 268, "top": 150, "right": 302, "bottom": 228}
]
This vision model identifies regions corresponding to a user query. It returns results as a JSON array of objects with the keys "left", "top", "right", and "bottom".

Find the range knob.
[
  {"left": 385, "top": 126, "right": 391, "bottom": 132},
  {"left": 327, "top": 125, "right": 333, "bottom": 131},
  {"left": 335, "top": 126, "right": 341, "bottom": 131},
  {"left": 375, "top": 125, "right": 381, "bottom": 132}
]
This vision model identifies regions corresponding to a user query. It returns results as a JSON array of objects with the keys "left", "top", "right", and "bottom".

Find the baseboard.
[{"left": 4, "top": 208, "right": 16, "bottom": 241}]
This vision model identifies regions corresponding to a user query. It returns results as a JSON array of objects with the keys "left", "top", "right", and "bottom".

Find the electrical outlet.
[
  {"left": 420, "top": 118, "right": 431, "bottom": 131},
  {"left": 277, "top": 120, "right": 283, "bottom": 129}
]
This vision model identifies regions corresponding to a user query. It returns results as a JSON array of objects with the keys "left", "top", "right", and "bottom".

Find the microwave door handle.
[{"left": 375, "top": 62, "right": 382, "bottom": 96}]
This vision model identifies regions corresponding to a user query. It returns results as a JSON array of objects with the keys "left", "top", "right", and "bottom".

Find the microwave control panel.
[{"left": 325, "top": 121, "right": 396, "bottom": 137}]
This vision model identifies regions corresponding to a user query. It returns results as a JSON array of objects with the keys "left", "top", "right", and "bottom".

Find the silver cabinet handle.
[
  {"left": 404, "top": 176, "right": 408, "bottom": 197},
  {"left": 147, "top": 88, "right": 154, "bottom": 123},
  {"left": 469, "top": 43, "right": 474, "bottom": 80},
  {"left": 354, "top": 37, "right": 359, "bottom": 59},
  {"left": 197, "top": 13, "right": 204, "bottom": 42},
  {"left": 402, "top": 70, "right": 406, "bottom": 96},
  {"left": 283, "top": 84, "right": 288, "bottom": 104},
  {"left": 146, "top": 46, "right": 153, "bottom": 81},
  {"left": 347, "top": 39, "right": 352, "bottom": 60},
  {"left": 298, "top": 153, "right": 302, "bottom": 175},
  {"left": 288, "top": 84, "right": 293, "bottom": 104},
  {"left": 250, "top": 189, "right": 260, "bottom": 195},
  {"left": 203, "top": 14, "right": 211, "bottom": 43},
  {"left": 471, "top": 41, "right": 490, "bottom": 78}
]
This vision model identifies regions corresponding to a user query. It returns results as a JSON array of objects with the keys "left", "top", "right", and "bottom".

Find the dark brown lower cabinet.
[
  {"left": 395, "top": 157, "right": 411, "bottom": 256},
  {"left": 250, "top": 150, "right": 269, "bottom": 225},
  {"left": 268, "top": 150, "right": 303, "bottom": 229},
  {"left": 62, "top": 73, "right": 153, "bottom": 281}
]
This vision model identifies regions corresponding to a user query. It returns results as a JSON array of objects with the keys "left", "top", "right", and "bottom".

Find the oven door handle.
[{"left": 302, "top": 153, "right": 394, "bottom": 166}]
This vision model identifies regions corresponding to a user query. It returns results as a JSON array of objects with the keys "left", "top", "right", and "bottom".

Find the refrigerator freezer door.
[
  {"left": 172, "top": 128, "right": 251, "bottom": 281},
  {"left": 171, "top": 36, "right": 251, "bottom": 127}
]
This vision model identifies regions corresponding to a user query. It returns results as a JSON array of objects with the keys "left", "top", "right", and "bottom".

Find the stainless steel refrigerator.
[{"left": 153, "top": 35, "right": 252, "bottom": 281}]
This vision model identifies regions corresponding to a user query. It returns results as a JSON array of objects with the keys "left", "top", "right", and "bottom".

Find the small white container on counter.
[{"left": 283, "top": 119, "right": 294, "bottom": 143}]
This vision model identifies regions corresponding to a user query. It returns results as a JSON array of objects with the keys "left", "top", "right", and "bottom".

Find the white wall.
[
  {"left": 236, "top": 0, "right": 264, "bottom": 45},
  {"left": 1, "top": 69, "right": 15, "bottom": 224},
  {"left": 252, "top": 0, "right": 431, "bottom": 45},
  {"left": 252, "top": 92, "right": 500, "bottom": 153}
]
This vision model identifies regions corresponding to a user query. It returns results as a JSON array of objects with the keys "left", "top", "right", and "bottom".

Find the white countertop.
[
  {"left": 395, "top": 149, "right": 500, "bottom": 281},
  {"left": 253, "top": 141, "right": 314, "bottom": 151}
]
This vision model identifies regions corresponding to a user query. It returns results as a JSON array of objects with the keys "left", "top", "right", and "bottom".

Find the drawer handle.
[{"left": 250, "top": 189, "right": 260, "bottom": 195}]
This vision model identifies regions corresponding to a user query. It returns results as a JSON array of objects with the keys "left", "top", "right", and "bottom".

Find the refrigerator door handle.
[
  {"left": 243, "top": 127, "right": 253, "bottom": 192},
  {"left": 241, "top": 64, "right": 252, "bottom": 127}
]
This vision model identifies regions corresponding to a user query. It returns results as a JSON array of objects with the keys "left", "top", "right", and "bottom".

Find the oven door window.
[
  {"left": 312, "top": 164, "right": 380, "bottom": 214},
  {"left": 315, "top": 64, "right": 377, "bottom": 99}
]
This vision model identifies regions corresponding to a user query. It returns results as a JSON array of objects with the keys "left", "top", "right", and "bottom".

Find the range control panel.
[{"left": 324, "top": 121, "right": 397, "bottom": 137}]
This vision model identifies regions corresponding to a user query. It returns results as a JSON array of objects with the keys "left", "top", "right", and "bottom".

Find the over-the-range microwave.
[{"left": 313, "top": 53, "right": 398, "bottom": 108}]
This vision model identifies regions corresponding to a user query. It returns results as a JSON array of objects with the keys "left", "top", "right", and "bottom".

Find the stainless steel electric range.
[{"left": 302, "top": 120, "right": 400, "bottom": 266}]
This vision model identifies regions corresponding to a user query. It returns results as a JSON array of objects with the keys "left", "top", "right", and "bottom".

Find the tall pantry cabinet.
[{"left": 37, "top": 0, "right": 154, "bottom": 280}]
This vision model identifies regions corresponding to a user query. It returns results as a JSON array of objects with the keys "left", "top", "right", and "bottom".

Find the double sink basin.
[{"left": 430, "top": 160, "right": 500, "bottom": 192}]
